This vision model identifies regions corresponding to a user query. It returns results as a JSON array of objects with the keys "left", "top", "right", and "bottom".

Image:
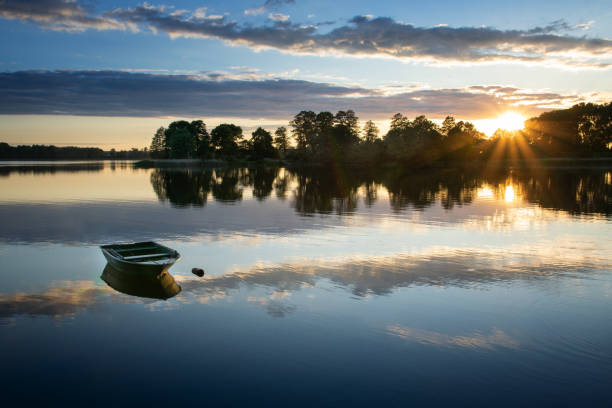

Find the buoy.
[{"left": 192, "top": 268, "right": 205, "bottom": 277}]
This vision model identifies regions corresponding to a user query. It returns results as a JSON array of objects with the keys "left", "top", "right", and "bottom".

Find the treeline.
[
  {"left": 149, "top": 120, "right": 280, "bottom": 160},
  {"left": 149, "top": 110, "right": 490, "bottom": 165},
  {"left": 523, "top": 102, "right": 612, "bottom": 156},
  {"left": 0, "top": 142, "right": 149, "bottom": 160},
  {"left": 151, "top": 102, "right": 611, "bottom": 166}
]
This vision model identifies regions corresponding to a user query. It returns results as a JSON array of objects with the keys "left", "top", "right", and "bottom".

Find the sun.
[
  {"left": 494, "top": 112, "right": 526, "bottom": 132},
  {"left": 473, "top": 112, "right": 527, "bottom": 136}
]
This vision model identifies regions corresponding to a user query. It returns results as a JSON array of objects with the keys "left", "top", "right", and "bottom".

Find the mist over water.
[{"left": 0, "top": 162, "right": 611, "bottom": 406}]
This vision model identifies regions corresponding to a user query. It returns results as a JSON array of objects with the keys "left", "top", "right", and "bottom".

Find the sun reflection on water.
[{"left": 504, "top": 185, "right": 516, "bottom": 203}]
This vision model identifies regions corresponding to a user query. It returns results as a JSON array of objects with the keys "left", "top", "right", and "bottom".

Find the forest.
[
  {"left": 148, "top": 102, "right": 612, "bottom": 166},
  {"left": 0, "top": 143, "right": 149, "bottom": 160},
  {"left": 1, "top": 102, "right": 609, "bottom": 163}
]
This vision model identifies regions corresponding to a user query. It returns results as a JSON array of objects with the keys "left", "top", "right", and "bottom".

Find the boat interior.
[{"left": 101, "top": 241, "right": 177, "bottom": 263}]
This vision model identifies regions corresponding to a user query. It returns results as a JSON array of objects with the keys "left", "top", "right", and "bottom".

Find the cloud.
[
  {"left": 245, "top": 0, "right": 295, "bottom": 16},
  {"left": 0, "top": 70, "right": 591, "bottom": 120},
  {"left": 268, "top": 13, "right": 290, "bottom": 22},
  {"left": 0, "top": 0, "right": 125, "bottom": 31},
  {"left": 0, "top": 2, "right": 610, "bottom": 68}
]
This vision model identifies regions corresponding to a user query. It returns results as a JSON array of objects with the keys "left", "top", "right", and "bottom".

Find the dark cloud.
[
  {"left": 0, "top": 70, "right": 578, "bottom": 119},
  {"left": 0, "top": 1, "right": 609, "bottom": 67},
  {"left": 0, "top": 0, "right": 124, "bottom": 31}
]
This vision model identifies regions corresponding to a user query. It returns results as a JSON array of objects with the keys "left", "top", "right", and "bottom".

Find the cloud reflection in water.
[
  {"left": 387, "top": 325, "right": 520, "bottom": 350},
  {"left": 0, "top": 242, "right": 608, "bottom": 324}
]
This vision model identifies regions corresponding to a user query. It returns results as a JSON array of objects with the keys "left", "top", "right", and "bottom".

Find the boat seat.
[
  {"left": 122, "top": 253, "right": 170, "bottom": 260},
  {"left": 114, "top": 246, "right": 159, "bottom": 253}
]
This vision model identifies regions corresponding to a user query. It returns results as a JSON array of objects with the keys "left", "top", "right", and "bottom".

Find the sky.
[{"left": 0, "top": 0, "right": 611, "bottom": 148}]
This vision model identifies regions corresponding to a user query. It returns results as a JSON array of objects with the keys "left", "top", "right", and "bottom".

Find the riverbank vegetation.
[
  {"left": 148, "top": 102, "right": 612, "bottom": 166},
  {"left": 0, "top": 143, "right": 149, "bottom": 160},
  {"left": 1, "top": 102, "right": 609, "bottom": 164}
]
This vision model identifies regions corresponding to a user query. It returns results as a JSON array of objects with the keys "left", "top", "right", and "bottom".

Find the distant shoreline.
[
  {"left": 1, "top": 157, "right": 611, "bottom": 172},
  {"left": 132, "top": 157, "right": 612, "bottom": 170}
]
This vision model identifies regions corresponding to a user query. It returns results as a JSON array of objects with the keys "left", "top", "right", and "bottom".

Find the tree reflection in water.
[{"left": 149, "top": 166, "right": 612, "bottom": 216}]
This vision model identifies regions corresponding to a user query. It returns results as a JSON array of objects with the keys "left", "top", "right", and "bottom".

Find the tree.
[
  {"left": 445, "top": 120, "right": 485, "bottom": 160},
  {"left": 164, "top": 121, "right": 196, "bottom": 158},
  {"left": 150, "top": 126, "right": 166, "bottom": 158},
  {"left": 289, "top": 110, "right": 317, "bottom": 151},
  {"left": 329, "top": 110, "right": 360, "bottom": 148},
  {"left": 363, "top": 120, "right": 379, "bottom": 143},
  {"left": 334, "top": 110, "right": 360, "bottom": 138},
  {"left": 316, "top": 111, "right": 335, "bottom": 135},
  {"left": 168, "top": 128, "right": 196, "bottom": 159},
  {"left": 441, "top": 116, "right": 456, "bottom": 136},
  {"left": 251, "top": 127, "right": 277, "bottom": 159},
  {"left": 189, "top": 120, "right": 211, "bottom": 158},
  {"left": 390, "top": 113, "right": 410, "bottom": 132},
  {"left": 211, "top": 124, "right": 243, "bottom": 156},
  {"left": 577, "top": 103, "right": 612, "bottom": 152},
  {"left": 384, "top": 114, "right": 443, "bottom": 163},
  {"left": 274, "top": 126, "right": 289, "bottom": 153},
  {"left": 410, "top": 115, "right": 441, "bottom": 144}
]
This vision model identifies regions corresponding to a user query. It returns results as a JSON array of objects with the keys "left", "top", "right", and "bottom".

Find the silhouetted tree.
[
  {"left": 251, "top": 127, "right": 277, "bottom": 159},
  {"left": 274, "top": 126, "right": 289, "bottom": 153},
  {"left": 390, "top": 113, "right": 410, "bottom": 132},
  {"left": 441, "top": 116, "right": 456, "bottom": 136},
  {"left": 443, "top": 119, "right": 485, "bottom": 161},
  {"left": 334, "top": 110, "right": 360, "bottom": 140},
  {"left": 290, "top": 110, "right": 317, "bottom": 152},
  {"left": 576, "top": 103, "right": 612, "bottom": 152},
  {"left": 384, "top": 114, "right": 442, "bottom": 163},
  {"left": 167, "top": 128, "right": 196, "bottom": 159},
  {"left": 163, "top": 121, "right": 197, "bottom": 159},
  {"left": 190, "top": 120, "right": 211, "bottom": 158},
  {"left": 150, "top": 126, "right": 166, "bottom": 158},
  {"left": 363, "top": 120, "right": 379, "bottom": 143},
  {"left": 524, "top": 102, "right": 612, "bottom": 155},
  {"left": 211, "top": 124, "right": 243, "bottom": 157}
]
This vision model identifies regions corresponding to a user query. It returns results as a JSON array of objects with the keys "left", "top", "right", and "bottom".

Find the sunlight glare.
[
  {"left": 474, "top": 112, "right": 526, "bottom": 136},
  {"left": 495, "top": 112, "right": 526, "bottom": 132},
  {"left": 477, "top": 186, "right": 495, "bottom": 200},
  {"left": 504, "top": 185, "right": 515, "bottom": 203}
]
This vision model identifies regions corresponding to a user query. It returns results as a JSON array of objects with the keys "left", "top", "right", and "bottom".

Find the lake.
[{"left": 0, "top": 162, "right": 611, "bottom": 407}]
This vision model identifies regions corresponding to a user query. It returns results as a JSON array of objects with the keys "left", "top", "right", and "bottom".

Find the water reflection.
[
  {"left": 0, "top": 166, "right": 609, "bottom": 245},
  {"left": 0, "top": 163, "right": 105, "bottom": 176},
  {"left": 3, "top": 245, "right": 606, "bottom": 321},
  {"left": 0, "top": 280, "right": 110, "bottom": 320},
  {"left": 101, "top": 264, "right": 181, "bottom": 300},
  {"left": 0, "top": 269, "right": 181, "bottom": 322},
  {"left": 176, "top": 246, "right": 607, "bottom": 302},
  {"left": 149, "top": 167, "right": 612, "bottom": 216},
  {"left": 387, "top": 325, "right": 520, "bottom": 350}
]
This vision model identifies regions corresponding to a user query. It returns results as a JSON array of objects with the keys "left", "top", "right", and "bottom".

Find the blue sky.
[{"left": 1, "top": 0, "right": 611, "bottom": 147}]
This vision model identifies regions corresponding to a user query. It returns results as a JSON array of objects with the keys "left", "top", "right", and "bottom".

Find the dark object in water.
[
  {"left": 192, "top": 268, "right": 205, "bottom": 277},
  {"left": 101, "top": 263, "right": 181, "bottom": 300},
  {"left": 100, "top": 241, "right": 180, "bottom": 276}
]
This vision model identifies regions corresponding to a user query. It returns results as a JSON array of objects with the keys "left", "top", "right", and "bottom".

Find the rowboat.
[
  {"left": 101, "top": 263, "right": 181, "bottom": 300},
  {"left": 100, "top": 241, "right": 180, "bottom": 276}
]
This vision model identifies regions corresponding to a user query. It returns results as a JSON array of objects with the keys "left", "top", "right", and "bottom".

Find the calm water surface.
[{"left": 1, "top": 162, "right": 611, "bottom": 406}]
